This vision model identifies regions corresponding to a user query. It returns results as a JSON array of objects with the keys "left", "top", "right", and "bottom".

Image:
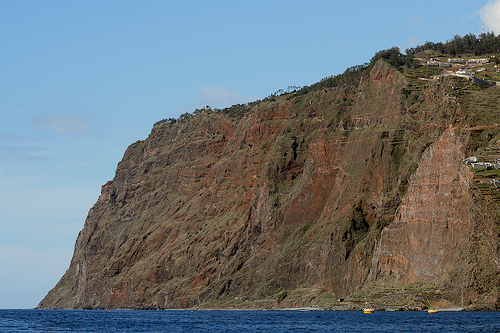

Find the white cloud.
[
  {"left": 32, "top": 114, "right": 90, "bottom": 136},
  {"left": 480, "top": 0, "right": 500, "bottom": 35},
  {"left": 0, "top": 133, "right": 35, "bottom": 143},
  {"left": 200, "top": 86, "right": 259, "bottom": 108},
  {"left": 406, "top": 37, "right": 420, "bottom": 47},
  {"left": 0, "top": 133, "right": 48, "bottom": 162},
  {"left": 409, "top": 16, "right": 426, "bottom": 28},
  {"left": 0, "top": 145, "right": 47, "bottom": 162}
]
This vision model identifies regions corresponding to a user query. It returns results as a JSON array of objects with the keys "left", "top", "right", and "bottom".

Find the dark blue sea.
[{"left": 1, "top": 309, "right": 499, "bottom": 332}]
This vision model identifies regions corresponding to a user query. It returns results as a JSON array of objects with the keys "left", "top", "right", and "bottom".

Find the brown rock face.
[
  {"left": 375, "top": 128, "right": 471, "bottom": 281},
  {"left": 39, "top": 61, "right": 500, "bottom": 309}
]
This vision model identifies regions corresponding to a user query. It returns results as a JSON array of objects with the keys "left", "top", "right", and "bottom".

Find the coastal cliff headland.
[{"left": 39, "top": 45, "right": 500, "bottom": 310}]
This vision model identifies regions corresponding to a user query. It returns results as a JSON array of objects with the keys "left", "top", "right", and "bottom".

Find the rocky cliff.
[{"left": 39, "top": 60, "right": 500, "bottom": 309}]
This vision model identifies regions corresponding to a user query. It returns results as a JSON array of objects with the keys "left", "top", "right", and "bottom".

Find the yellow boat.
[
  {"left": 363, "top": 308, "right": 375, "bottom": 313},
  {"left": 428, "top": 309, "right": 438, "bottom": 313}
]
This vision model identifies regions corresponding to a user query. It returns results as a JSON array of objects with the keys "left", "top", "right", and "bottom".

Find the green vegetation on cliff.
[{"left": 406, "top": 32, "right": 500, "bottom": 57}]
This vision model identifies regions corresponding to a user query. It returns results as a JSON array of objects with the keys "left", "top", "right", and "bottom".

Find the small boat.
[
  {"left": 428, "top": 308, "right": 438, "bottom": 313},
  {"left": 363, "top": 308, "right": 375, "bottom": 313}
]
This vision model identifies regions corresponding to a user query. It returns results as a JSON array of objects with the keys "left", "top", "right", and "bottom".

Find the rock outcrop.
[
  {"left": 375, "top": 127, "right": 470, "bottom": 280},
  {"left": 39, "top": 60, "right": 500, "bottom": 309}
]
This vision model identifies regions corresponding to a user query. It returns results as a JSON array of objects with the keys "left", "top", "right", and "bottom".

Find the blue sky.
[{"left": 0, "top": 0, "right": 498, "bottom": 309}]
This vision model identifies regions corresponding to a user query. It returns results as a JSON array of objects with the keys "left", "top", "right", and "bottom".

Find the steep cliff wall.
[
  {"left": 374, "top": 127, "right": 470, "bottom": 280},
  {"left": 39, "top": 60, "right": 500, "bottom": 309}
]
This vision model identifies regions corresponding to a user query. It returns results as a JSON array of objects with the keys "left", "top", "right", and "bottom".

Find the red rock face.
[
  {"left": 375, "top": 128, "right": 472, "bottom": 281},
  {"left": 38, "top": 61, "right": 500, "bottom": 309}
]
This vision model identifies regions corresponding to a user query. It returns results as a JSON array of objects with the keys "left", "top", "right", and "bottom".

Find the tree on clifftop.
[{"left": 371, "top": 47, "right": 418, "bottom": 71}]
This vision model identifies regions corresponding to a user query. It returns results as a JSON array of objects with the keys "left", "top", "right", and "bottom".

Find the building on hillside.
[
  {"left": 426, "top": 58, "right": 451, "bottom": 67},
  {"left": 471, "top": 162, "right": 487, "bottom": 171},
  {"left": 465, "top": 156, "right": 478, "bottom": 164},
  {"left": 427, "top": 59, "right": 439, "bottom": 66},
  {"left": 467, "top": 58, "right": 489, "bottom": 65},
  {"left": 449, "top": 58, "right": 466, "bottom": 64}
]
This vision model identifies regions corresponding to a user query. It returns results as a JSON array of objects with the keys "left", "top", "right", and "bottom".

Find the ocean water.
[{"left": 0, "top": 309, "right": 499, "bottom": 332}]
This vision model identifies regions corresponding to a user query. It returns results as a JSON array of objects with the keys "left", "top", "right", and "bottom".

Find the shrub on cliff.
[
  {"left": 371, "top": 47, "right": 419, "bottom": 71},
  {"left": 297, "top": 47, "right": 416, "bottom": 96}
]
